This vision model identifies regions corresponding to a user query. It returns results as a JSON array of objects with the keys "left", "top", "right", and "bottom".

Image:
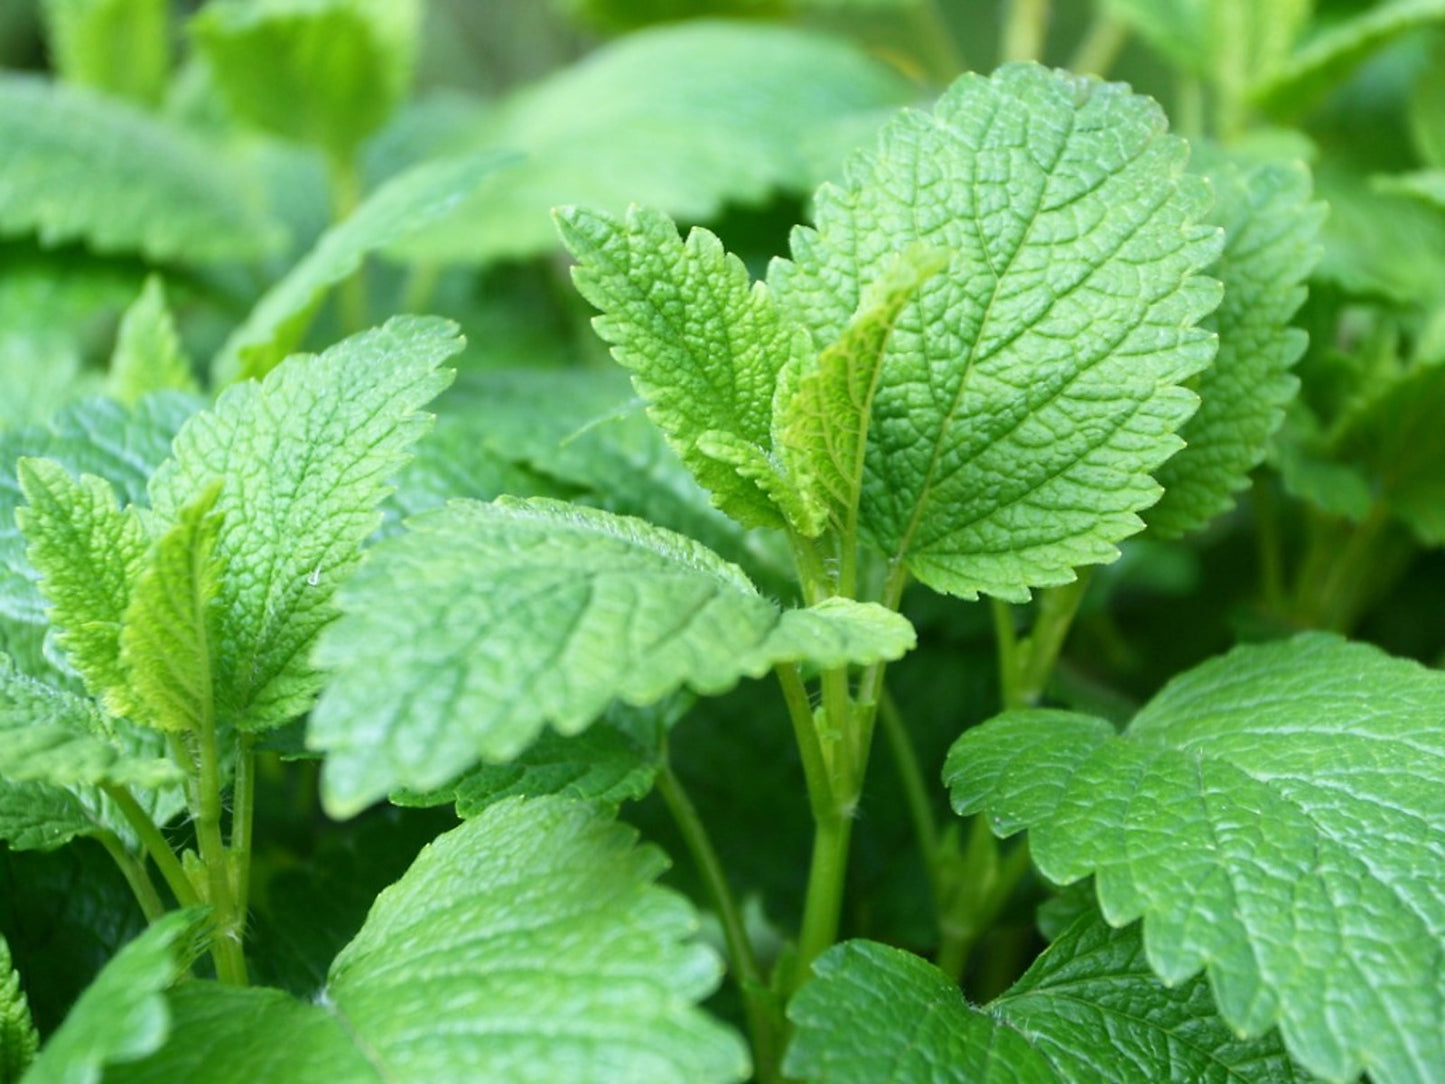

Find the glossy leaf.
[
  {"left": 111, "top": 799, "right": 749, "bottom": 1083},
  {"left": 771, "top": 63, "right": 1221, "bottom": 600},
  {"left": 0, "top": 75, "right": 282, "bottom": 263},
  {"left": 148, "top": 316, "right": 459, "bottom": 732},
  {"left": 311, "top": 497, "right": 915, "bottom": 816},
  {"left": 946, "top": 634, "right": 1445, "bottom": 1084}
]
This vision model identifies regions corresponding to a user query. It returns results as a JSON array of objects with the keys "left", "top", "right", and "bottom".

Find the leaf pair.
[{"left": 558, "top": 63, "right": 1226, "bottom": 602}]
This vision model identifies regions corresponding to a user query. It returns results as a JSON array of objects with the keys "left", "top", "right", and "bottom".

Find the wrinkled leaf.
[{"left": 106, "top": 277, "right": 195, "bottom": 406}]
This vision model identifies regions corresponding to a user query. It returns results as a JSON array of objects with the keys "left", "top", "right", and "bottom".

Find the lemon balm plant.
[{"left": 2, "top": 2, "right": 1445, "bottom": 1083}]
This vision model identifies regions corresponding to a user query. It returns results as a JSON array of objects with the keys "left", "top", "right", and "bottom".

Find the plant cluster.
[{"left": 1, "top": 1, "right": 1443, "bottom": 1082}]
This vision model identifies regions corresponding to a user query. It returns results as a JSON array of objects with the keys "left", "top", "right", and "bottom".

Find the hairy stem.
[
  {"left": 776, "top": 663, "right": 833, "bottom": 818},
  {"left": 101, "top": 783, "right": 198, "bottom": 909},
  {"left": 95, "top": 829, "right": 167, "bottom": 922},
  {"left": 657, "top": 761, "right": 781, "bottom": 1084},
  {"left": 1001, "top": 0, "right": 1051, "bottom": 63},
  {"left": 230, "top": 739, "right": 257, "bottom": 927}
]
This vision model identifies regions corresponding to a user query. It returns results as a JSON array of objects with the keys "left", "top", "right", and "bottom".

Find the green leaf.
[
  {"left": 1315, "top": 165, "right": 1445, "bottom": 306},
  {"left": 786, "top": 908, "right": 1306, "bottom": 1082},
  {"left": 1146, "top": 159, "right": 1323, "bottom": 538},
  {"left": 778, "top": 245, "right": 948, "bottom": 536},
  {"left": 556, "top": 204, "right": 816, "bottom": 532},
  {"left": 0, "top": 75, "right": 283, "bottom": 263},
  {"left": 388, "top": 21, "right": 913, "bottom": 264},
  {"left": 23, "top": 908, "right": 204, "bottom": 1084},
  {"left": 15, "top": 459, "right": 148, "bottom": 704},
  {"left": 312, "top": 497, "right": 915, "bottom": 816},
  {"left": 0, "top": 655, "right": 182, "bottom": 790},
  {"left": 110, "top": 799, "right": 750, "bottom": 1083},
  {"left": 192, "top": 0, "right": 420, "bottom": 157},
  {"left": 41, "top": 0, "right": 169, "bottom": 107},
  {"left": 0, "top": 933, "right": 38, "bottom": 1084},
  {"left": 115, "top": 483, "right": 224, "bottom": 732},
  {"left": 105, "top": 277, "right": 195, "bottom": 407},
  {"left": 1331, "top": 355, "right": 1445, "bottom": 543},
  {"left": 1409, "top": 44, "right": 1445, "bottom": 167},
  {"left": 1373, "top": 168, "right": 1445, "bottom": 212},
  {"left": 394, "top": 698, "right": 676, "bottom": 815},
  {"left": 1253, "top": 0, "right": 1445, "bottom": 115},
  {"left": 945, "top": 633, "right": 1445, "bottom": 1084},
  {"left": 213, "top": 152, "right": 513, "bottom": 385},
  {"left": 770, "top": 63, "right": 1222, "bottom": 601},
  {"left": 0, "top": 780, "right": 94, "bottom": 852},
  {"left": 148, "top": 316, "right": 459, "bottom": 732}
]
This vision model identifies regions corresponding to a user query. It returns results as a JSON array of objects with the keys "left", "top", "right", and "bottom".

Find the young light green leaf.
[
  {"left": 945, "top": 633, "right": 1445, "bottom": 1084},
  {"left": 105, "top": 277, "right": 196, "bottom": 406},
  {"left": 212, "top": 152, "right": 513, "bottom": 385},
  {"left": 770, "top": 63, "right": 1222, "bottom": 601},
  {"left": 41, "top": 0, "right": 169, "bottom": 107},
  {"left": 0, "top": 75, "right": 283, "bottom": 263},
  {"left": 556, "top": 204, "right": 817, "bottom": 532},
  {"left": 1, "top": 932, "right": 38, "bottom": 1084},
  {"left": 312, "top": 497, "right": 915, "bottom": 816},
  {"left": 147, "top": 316, "right": 460, "bottom": 733},
  {"left": 778, "top": 245, "right": 948, "bottom": 536},
  {"left": 23, "top": 908, "right": 205, "bottom": 1084},
  {"left": 108, "top": 798, "right": 750, "bottom": 1084},
  {"left": 1146, "top": 159, "right": 1323, "bottom": 538},
  {"left": 192, "top": 0, "right": 420, "bottom": 158},
  {"left": 786, "top": 908, "right": 1307, "bottom": 1082},
  {"left": 387, "top": 21, "right": 913, "bottom": 265},
  {"left": 115, "top": 483, "right": 223, "bottom": 733},
  {"left": 1253, "top": 0, "right": 1445, "bottom": 115},
  {"left": 0, "top": 655, "right": 182, "bottom": 791},
  {"left": 15, "top": 459, "right": 148, "bottom": 704}
]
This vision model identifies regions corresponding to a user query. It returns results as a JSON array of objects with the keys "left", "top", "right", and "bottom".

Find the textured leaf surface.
[
  {"left": 193, "top": 0, "right": 419, "bottom": 157},
  {"left": 0, "top": 655, "right": 180, "bottom": 791},
  {"left": 788, "top": 909, "right": 1305, "bottom": 1082},
  {"left": 42, "top": 0, "right": 168, "bottom": 106},
  {"left": 0, "top": 932, "right": 37, "bottom": 1083},
  {"left": 770, "top": 63, "right": 1222, "bottom": 601},
  {"left": 213, "top": 152, "right": 512, "bottom": 384},
  {"left": 946, "top": 634, "right": 1445, "bottom": 1084},
  {"left": 115, "top": 484, "right": 223, "bottom": 732},
  {"left": 148, "top": 316, "right": 459, "bottom": 732},
  {"left": 394, "top": 699, "right": 674, "bottom": 815},
  {"left": 112, "top": 799, "right": 749, "bottom": 1083},
  {"left": 557, "top": 204, "right": 814, "bottom": 531},
  {"left": 312, "top": 497, "right": 915, "bottom": 816},
  {"left": 0, "top": 75, "right": 282, "bottom": 262},
  {"left": 106, "top": 277, "right": 195, "bottom": 406},
  {"left": 389, "top": 21, "right": 912, "bottom": 264},
  {"left": 16, "top": 460, "right": 148, "bottom": 703},
  {"left": 1253, "top": 0, "right": 1445, "bottom": 115},
  {"left": 1146, "top": 160, "right": 1322, "bottom": 537},
  {"left": 23, "top": 909, "right": 203, "bottom": 1084}
]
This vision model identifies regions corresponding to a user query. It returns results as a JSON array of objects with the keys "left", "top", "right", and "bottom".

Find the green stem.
[
  {"left": 327, "top": 154, "right": 369, "bottom": 333},
  {"left": 1017, "top": 571, "right": 1092, "bottom": 707},
  {"left": 990, "top": 598, "right": 1022, "bottom": 711},
  {"left": 96, "top": 830, "right": 167, "bottom": 922},
  {"left": 401, "top": 261, "right": 443, "bottom": 314},
  {"left": 101, "top": 783, "right": 198, "bottom": 908},
  {"left": 878, "top": 689, "right": 940, "bottom": 902},
  {"left": 907, "top": 0, "right": 967, "bottom": 82},
  {"left": 657, "top": 761, "right": 782, "bottom": 1084},
  {"left": 1254, "top": 478, "right": 1287, "bottom": 616},
  {"left": 1001, "top": 0, "right": 1051, "bottom": 63},
  {"left": 194, "top": 701, "right": 246, "bottom": 984},
  {"left": 231, "top": 739, "right": 257, "bottom": 925},
  {"left": 775, "top": 664, "right": 833, "bottom": 817},
  {"left": 794, "top": 807, "right": 853, "bottom": 982},
  {"left": 1067, "top": 8, "right": 1128, "bottom": 74},
  {"left": 1175, "top": 75, "right": 1206, "bottom": 140},
  {"left": 1309, "top": 503, "right": 1390, "bottom": 633}
]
